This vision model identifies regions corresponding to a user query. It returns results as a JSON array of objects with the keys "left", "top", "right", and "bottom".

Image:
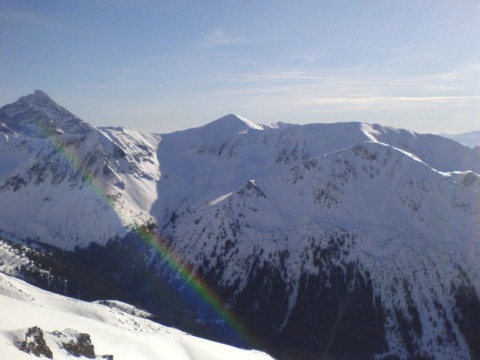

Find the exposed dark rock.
[
  {"left": 17, "top": 326, "right": 53, "bottom": 358},
  {"left": 61, "top": 332, "right": 95, "bottom": 358}
]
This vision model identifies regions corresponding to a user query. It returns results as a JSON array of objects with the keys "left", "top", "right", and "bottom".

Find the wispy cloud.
[
  {"left": 292, "top": 55, "right": 317, "bottom": 63},
  {"left": 216, "top": 72, "right": 345, "bottom": 82},
  {"left": 295, "top": 95, "right": 480, "bottom": 108},
  {"left": 200, "top": 30, "right": 246, "bottom": 48},
  {"left": 205, "top": 63, "right": 480, "bottom": 118}
]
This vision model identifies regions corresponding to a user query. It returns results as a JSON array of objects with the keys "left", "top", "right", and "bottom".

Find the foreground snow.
[{"left": 0, "top": 272, "right": 273, "bottom": 360}]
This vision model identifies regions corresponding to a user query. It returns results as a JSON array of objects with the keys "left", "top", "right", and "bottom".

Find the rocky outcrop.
[{"left": 17, "top": 326, "right": 53, "bottom": 358}]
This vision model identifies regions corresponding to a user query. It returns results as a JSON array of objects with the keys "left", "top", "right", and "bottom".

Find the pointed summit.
[
  {"left": 203, "top": 114, "right": 264, "bottom": 133},
  {"left": 19, "top": 89, "right": 64, "bottom": 109},
  {"left": 187, "top": 114, "right": 265, "bottom": 149},
  {"left": 30, "top": 89, "right": 52, "bottom": 100},
  {"left": 161, "top": 114, "right": 266, "bottom": 153},
  {"left": 23, "top": 90, "right": 59, "bottom": 108},
  {"left": 0, "top": 90, "right": 93, "bottom": 139}
]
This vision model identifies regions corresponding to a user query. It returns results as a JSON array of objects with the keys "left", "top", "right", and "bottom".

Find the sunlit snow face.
[{"left": 26, "top": 115, "right": 253, "bottom": 348}]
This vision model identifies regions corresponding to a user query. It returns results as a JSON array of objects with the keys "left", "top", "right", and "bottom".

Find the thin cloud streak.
[
  {"left": 292, "top": 55, "right": 317, "bottom": 63},
  {"left": 217, "top": 63, "right": 480, "bottom": 84},
  {"left": 214, "top": 63, "right": 479, "bottom": 97},
  {"left": 297, "top": 95, "right": 480, "bottom": 106},
  {"left": 200, "top": 30, "right": 246, "bottom": 48}
]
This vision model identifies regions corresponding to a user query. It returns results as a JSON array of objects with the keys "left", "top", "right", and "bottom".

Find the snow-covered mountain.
[
  {"left": 164, "top": 141, "right": 480, "bottom": 357},
  {"left": 0, "top": 90, "right": 93, "bottom": 139},
  {"left": 0, "top": 91, "right": 160, "bottom": 248},
  {"left": 1, "top": 91, "right": 480, "bottom": 359},
  {"left": 1, "top": 92, "right": 479, "bottom": 249},
  {"left": 0, "top": 271, "right": 273, "bottom": 360}
]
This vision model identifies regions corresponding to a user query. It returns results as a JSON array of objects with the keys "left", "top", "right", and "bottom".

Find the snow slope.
[
  {"left": 163, "top": 141, "right": 480, "bottom": 358},
  {"left": 0, "top": 92, "right": 161, "bottom": 248},
  {"left": 0, "top": 272, "right": 273, "bottom": 360}
]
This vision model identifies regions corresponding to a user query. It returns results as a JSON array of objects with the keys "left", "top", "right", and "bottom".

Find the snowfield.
[{"left": 0, "top": 272, "right": 273, "bottom": 360}]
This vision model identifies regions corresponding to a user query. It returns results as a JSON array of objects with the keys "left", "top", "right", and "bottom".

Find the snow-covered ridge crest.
[
  {"left": 162, "top": 114, "right": 265, "bottom": 152},
  {"left": 165, "top": 140, "right": 480, "bottom": 358}
]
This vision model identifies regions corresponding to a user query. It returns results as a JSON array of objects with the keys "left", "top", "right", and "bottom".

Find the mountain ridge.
[
  {"left": 440, "top": 130, "right": 480, "bottom": 148},
  {"left": 1, "top": 91, "right": 480, "bottom": 359}
]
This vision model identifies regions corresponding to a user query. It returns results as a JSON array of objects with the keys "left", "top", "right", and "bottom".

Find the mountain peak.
[
  {"left": 31, "top": 89, "right": 51, "bottom": 100},
  {"left": 18, "top": 90, "right": 59, "bottom": 109},
  {"left": 203, "top": 114, "right": 264, "bottom": 133},
  {"left": 0, "top": 90, "right": 93, "bottom": 139},
  {"left": 21, "top": 89, "right": 64, "bottom": 109}
]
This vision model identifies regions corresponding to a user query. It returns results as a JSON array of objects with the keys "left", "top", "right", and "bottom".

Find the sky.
[{"left": 0, "top": 0, "right": 479, "bottom": 134}]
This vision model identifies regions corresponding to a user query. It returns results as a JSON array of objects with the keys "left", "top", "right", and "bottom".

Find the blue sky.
[{"left": 1, "top": 0, "right": 479, "bottom": 134}]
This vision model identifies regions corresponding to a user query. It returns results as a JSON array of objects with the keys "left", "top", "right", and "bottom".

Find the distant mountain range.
[
  {"left": 440, "top": 130, "right": 480, "bottom": 148},
  {"left": 1, "top": 91, "right": 480, "bottom": 359}
]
